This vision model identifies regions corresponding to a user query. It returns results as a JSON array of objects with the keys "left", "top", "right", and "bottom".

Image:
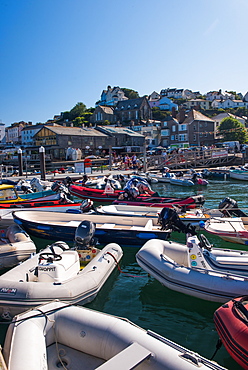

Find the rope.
[
  {"left": 210, "top": 338, "right": 222, "bottom": 360},
  {"left": 106, "top": 251, "right": 146, "bottom": 278}
]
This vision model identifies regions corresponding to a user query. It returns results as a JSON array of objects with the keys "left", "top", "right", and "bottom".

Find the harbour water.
[{"left": 0, "top": 177, "right": 247, "bottom": 369}]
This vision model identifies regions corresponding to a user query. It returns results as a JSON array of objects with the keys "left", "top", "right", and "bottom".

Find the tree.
[
  {"left": 69, "top": 102, "right": 87, "bottom": 120},
  {"left": 218, "top": 117, "right": 248, "bottom": 143},
  {"left": 152, "top": 107, "right": 169, "bottom": 121},
  {"left": 121, "top": 88, "right": 139, "bottom": 100}
]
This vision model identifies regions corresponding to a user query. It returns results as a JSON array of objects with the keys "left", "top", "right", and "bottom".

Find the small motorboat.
[
  {"left": 113, "top": 194, "right": 205, "bottom": 209},
  {"left": 94, "top": 202, "right": 221, "bottom": 228},
  {"left": 136, "top": 208, "right": 248, "bottom": 302},
  {"left": 169, "top": 170, "right": 208, "bottom": 187},
  {"left": 229, "top": 168, "right": 248, "bottom": 181},
  {"left": 214, "top": 296, "right": 248, "bottom": 370},
  {"left": 3, "top": 300, "right": 227, "bottom": 370},
  {"left": 202, "top": 196, "right": 248, "bottom": 245},
  {"left": 169, "top": 176, "right": 195, "bottom": 187},
  {"left": 0, "top": 183, "right": 75, "bottom": 209},
  {"left": 12, "top": 210, "right": 171, "bottom": 246},
  {"left": 69, "top": 176, "right": 156, "bottom": 202},
  {"left": 0, "top": 223, "right": 36, "bottom": 269},
  {"left": 0, "top": 220, "right": 123, "bottom": 319},
  {"left": 136, "top": 232, "right": 248, "bottom": 302},
  {"left": 203, "top": 217, "right": 248, "bottom": 245}
]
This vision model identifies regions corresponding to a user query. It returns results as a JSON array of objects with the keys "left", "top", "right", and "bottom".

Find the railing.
[{"left": 147, "top": 149, "right": 244, "bottom": 170}]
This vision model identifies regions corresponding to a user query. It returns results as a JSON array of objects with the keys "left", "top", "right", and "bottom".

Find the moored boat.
[
  {"left": 136, "top": 232, "right": 248, "bottom": 302},
  {"left": 229, "top": 168, "right": 248, "bottom": 180},
  {"left": 0, "top": 220, "right": 123, "bottom": 318},
  {"left": 214, "top": 296, "right": 248, "bottom": 370},
  {"left": 203, "top": 216, "right": 248, "bottom": 245},
  {"left": 0, "top": 223, "right": 36, "bottom": 269},
  {"left": 3, "top": 300, "right": 227, "bottom": 370},
  {"left": 12, "top": 209, "right": 171, "bottom": 245}
]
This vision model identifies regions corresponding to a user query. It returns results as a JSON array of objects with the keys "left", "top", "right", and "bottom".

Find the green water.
[{"left": 1, "top": 177, "right": 247, "bottom": 369}]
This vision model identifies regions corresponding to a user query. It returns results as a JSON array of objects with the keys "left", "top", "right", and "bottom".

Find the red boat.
[
  {"left": 69, "top": 184, "right": 205, "bottom": 209},
  {"left": 113, "top": 195, "right": 205, "bottom": 209},
  {"left": 214, "top": 296, "right": 248, "bottom": 370}
]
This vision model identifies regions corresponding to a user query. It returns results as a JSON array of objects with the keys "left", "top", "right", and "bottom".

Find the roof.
[
  {"left": 99, "top": 126, "right": 144, "bottom": 137},
  {"left": 183, "top": 110, "right": 214, "bottom": 124},
  {"left": 35, "top": 126, "right": 109, "bottom": 137},
  {"left": 98, "top": 105, "right": 114, "bottom": 114},
  {"left": 115, "top": 97, "right": 147, "bottom": 110}
]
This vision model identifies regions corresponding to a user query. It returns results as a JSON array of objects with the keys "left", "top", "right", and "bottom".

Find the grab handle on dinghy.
[{"left": 233, "top": 297, "right": 248, "bottom": 322}]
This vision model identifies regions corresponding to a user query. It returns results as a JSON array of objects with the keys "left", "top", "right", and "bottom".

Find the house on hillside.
[
  {"left": 96, "top": 86, "right": 128, "bottom": 107},
  {"left": 148, "top": 91, "right": 160, "bottom": 108},
  {"left": 183, "top": 99, "right": 210, "bottom": 110},
  {"left": 212, "top": 112, "right": 246, "bottom": 126},
  {"left": 184, "top": 110, "right": 216, "bottom": 147},
  {"left": 114, "top": 96, "right": 152, "bottom": 125},
  {"left": 5, "top": 121, "right": 32, "bottom": 145},
  {"left": 159, "top": 97, "right": 178, "bottom": 111},
  {"left": 211, "top": 98, "right": 248, "bottom": 109},
  {"left": 90, "top": 105, "right": 115, "bottom": 125}
]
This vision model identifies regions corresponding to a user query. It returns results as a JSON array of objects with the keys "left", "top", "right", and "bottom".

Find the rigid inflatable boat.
[
  {"left": 0, "top": 223, "right": 36, "bottom": 269},
  {"left": 214, "top": 296, "right": 248, "bottom": 370},
  {"left": 3, "top": 300, "right": 227, "bottom": 370},
  {"left": 136, "top": 233, "right": 248, "bottom": 302},
  {"left": 0, "top": 221, "right": 123, "bottom": 319}
]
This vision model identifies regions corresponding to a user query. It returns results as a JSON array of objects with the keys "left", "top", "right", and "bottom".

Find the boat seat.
[
  {"left": 95, "top": 342, "right": 151, "bottom": 370},
  {"left": 101, "top": 223, "right": 116, "bottom": 229},
  {"left": 131, "top": 219, "right": 153, "bottom": 231},
  {"left": 215, "top": 256, "right": 248, "bottom": 265}
]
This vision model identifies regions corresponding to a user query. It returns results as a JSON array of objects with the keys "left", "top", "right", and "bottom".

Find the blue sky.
[{"left": 1, "top": 0, "right": 248, "bottom": 127}]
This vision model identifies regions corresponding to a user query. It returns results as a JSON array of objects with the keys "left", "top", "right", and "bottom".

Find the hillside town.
[{"left": 1, "top": 86, "right": 248, "bottom": 165}]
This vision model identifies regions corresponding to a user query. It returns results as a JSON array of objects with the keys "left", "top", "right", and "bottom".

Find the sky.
[{"left": 1, "top": 0, "right": 248, "bottom": 127}]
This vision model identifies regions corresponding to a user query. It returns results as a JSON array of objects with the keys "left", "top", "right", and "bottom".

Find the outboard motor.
[
  {"left": 158, "top": 207, "right": 197, "bottom": 235},
  {"left": 79, "top": 199, "right": 95, "bottom": 213},
  {"left": 51, "top": 181, "right": 61, "bottom": 192},
  {"left": 219, "top": 197, "right": 247, "bottom": 217},
  {"left": 74, "top": 220, "right": 97, "bottom": 249}
]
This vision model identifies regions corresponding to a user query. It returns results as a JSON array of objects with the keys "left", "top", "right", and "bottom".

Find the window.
[
  {"left": 193, "top": 134, "right": 196, "bottom": 141},
  {"left": 172, "top": 125, "right": 176, "bottom": 132},
  {"left": 171, "top": 135, "right": 175, "bottom": 141},
  {"left": 175, "top": 135, "right": 178, "bottom": 140},
  {"left": 193, "top": 125, "right": 196, "bottom": 131}
]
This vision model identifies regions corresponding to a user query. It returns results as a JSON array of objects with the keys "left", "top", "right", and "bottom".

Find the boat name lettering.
[
  {"left": 38, "top": 266, "right": 56, "bottom": 272},
  {"left": 0, "top": 288, "right": 17, "bottom": 295}
]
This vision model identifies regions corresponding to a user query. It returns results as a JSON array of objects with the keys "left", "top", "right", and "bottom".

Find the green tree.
[
  {"left": 152, "top": 107, "right": 169, "bottom": 121},
  {"left": 121, "top": 88, "right": 139, "bottom": 100},
  {"left": 69, "top": 102, "right": 87, "bottom": 120},
  {"left": 218, "top": 117, "right": 248, "bottom": 143}
]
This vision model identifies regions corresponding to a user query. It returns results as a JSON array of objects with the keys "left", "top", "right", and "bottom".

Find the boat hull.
[
  {"left": 3, "top": 301, "right": 227, "bottom": 370},
  {"left": 12, "top": 210, "right": 170, "bottom": 246},
  {"left": 214, "top": 296, "right": 248, "bottom": 370},
  {"left": 136, "top": 238, "right": 248, "bottom": 302},
  {"left": 0, "top": 242, "right": 123, "bottom": 318}
]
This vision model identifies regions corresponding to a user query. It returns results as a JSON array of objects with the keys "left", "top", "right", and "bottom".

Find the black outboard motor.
[
  {"left": 219, "top": 197, "right": 247, "bottom": 217},
  {"left": 158, "top": 207, "right": 197, "bottom": 235},
  {"left": 74, "top": 220, "right": 97, "bottom": 249}
]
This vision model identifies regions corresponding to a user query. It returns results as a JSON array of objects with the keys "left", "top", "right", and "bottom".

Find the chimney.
[
  {"left": 178, "top": 108, "right": 186, "bottom": 123},
  {"left": 171, "top": 106, "right": 177, "bottom": 118}
]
